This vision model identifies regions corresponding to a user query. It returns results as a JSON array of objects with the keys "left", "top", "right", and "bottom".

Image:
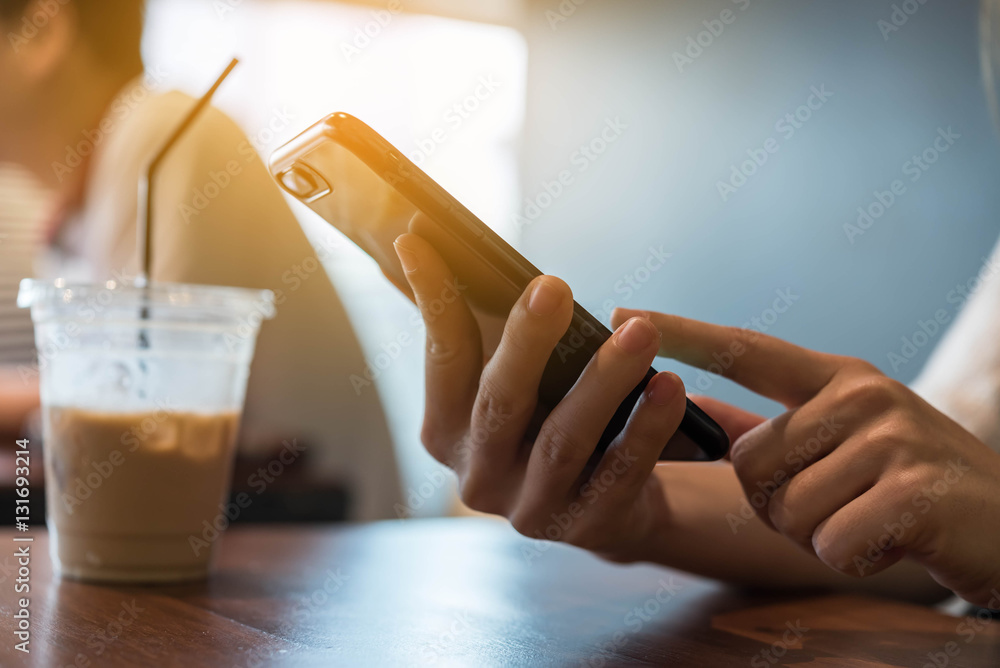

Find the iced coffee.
[
  {"left": 44, "top": 408, "right": 241, "bottom": 582},
  {"left": 19, "top": 280, "right": 273, "bottom": 582}
]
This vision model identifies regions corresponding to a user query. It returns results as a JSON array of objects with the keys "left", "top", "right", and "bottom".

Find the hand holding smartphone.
[{"left": 269, "top": 113, "right": 729, "bottom": 462}]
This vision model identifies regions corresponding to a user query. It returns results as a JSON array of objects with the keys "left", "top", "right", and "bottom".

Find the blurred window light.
[
  {"left": 143, "top": 0, "right": 528, "bottom": 515},
  {"left": 144, "top": 0, "right": 526, "bottom": 241}
]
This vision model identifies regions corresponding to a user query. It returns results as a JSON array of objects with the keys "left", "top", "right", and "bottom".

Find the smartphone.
[{"left": 269, "top": 113, "right": 729, "bottom": 461}]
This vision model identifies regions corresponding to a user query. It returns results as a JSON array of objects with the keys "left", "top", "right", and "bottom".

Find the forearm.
[{"left": 648, "top": 463, "right": 951, "bottom": 605}]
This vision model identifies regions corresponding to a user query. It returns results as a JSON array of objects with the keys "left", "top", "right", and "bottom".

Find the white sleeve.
[{"left": 910, "top": 237, "right": 1000, "bottom": 453}]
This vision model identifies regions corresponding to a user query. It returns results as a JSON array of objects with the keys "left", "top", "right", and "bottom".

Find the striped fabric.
[{"left": 0, "top": 164, "right": 49, "bottom": 365}]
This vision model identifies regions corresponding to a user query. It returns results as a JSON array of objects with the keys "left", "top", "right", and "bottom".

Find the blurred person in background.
[{"left": 0, "top": 0, "right": 401, "bottom": 520}]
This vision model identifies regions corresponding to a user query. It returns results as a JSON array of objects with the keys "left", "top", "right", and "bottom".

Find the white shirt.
[
  {"left": 41, "top": 76, "right": 402, "bottom": 520},
  {"left": 911, "top": 237, "right": 1000, "bottom": 454}
]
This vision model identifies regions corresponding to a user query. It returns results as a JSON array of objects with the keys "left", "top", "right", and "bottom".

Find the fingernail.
[
  {"left": 614, "top": 308, "right": 650, "bottom": 320},
  {"left": 646, "top": 372, "right": 680, "bottom": 406},
  {"left": 394, "top": 241, "right": 418, "bottom": 273},
  {"left": 528, "top": 280, "right": 562, "bottom": 316},
  {"left": 616, "top": 317, "right": 655, "bottom": 354}
]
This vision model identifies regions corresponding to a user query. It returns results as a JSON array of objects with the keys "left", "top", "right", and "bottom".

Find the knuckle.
[
  {"left": 510, "top": 502, "right": 601, "bottom": 549},
  {"left": 562, "top": 528, "right": 602, "bottom": 551},
  {"left": 419, "top": 423, "right": 470, "bottom": 470},
  {"left": 768, "top": 498, "right": 810, "bottom": 546},
  {"left": 626, "top": 404, "right": 679, "bottom": 455},
  {"left": 508, "top": 506, "right": 543, "bottom": 540},
  {"left": 885, "top": 464, "right": 931, "bottom": 498},
  {"left": 600, "top": 445, "right": 648, "bottom": 492},
  {"left": 838, "top": 374, "right": 908, "bottom": 413},
  {"left": 884, "top": 436, "right": 932, "bottom": 474},
  {"left": 862, "top": 423, "right": 904, "bottom": 455},
  {"left": 534, "top": 420, "right": 585, "bottom": 472},
  {"left": 473, "top": 376, "right": 526, "bottom": 429},
  {"left": 457, "top": 472, "right": 506, "bottom": 516},
  {"left": 885, "top": 440, "right": 920, "bottom": 471},
  {"left": 509, "top": 305, "right": 566, "bottom": 348},
  {"left": 424, "top": 334, "right": 467, "bottom": 367},
  {"left": 419, "top": 421, "right": 450, "bottom": 462},
  {"left": 863, "top": 408, "right": 926, "bottom": 460},
  {"left": 845, "top": 358, "right": 881, "bottom": 376},
  {"left": 729, "top": 438, "right": 750, "bottom": 472},
  {"left": 865, "top": 423, "right": 924, "bottom": 466},
  {"left": 729, "top": 435, "right": 761, "bottom": 480}
]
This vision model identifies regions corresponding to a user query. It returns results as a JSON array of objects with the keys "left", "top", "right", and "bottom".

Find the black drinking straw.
[
  {"left": 136, "top": 57, "right": 240, "bottom": 287},
  {"left": 134, "top": 58, "right": 239, "bottom": 368}
]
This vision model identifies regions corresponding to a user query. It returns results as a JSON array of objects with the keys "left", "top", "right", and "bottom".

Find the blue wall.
[{"left": 517, "top": 0, "right": 1000, "bottom": 416}]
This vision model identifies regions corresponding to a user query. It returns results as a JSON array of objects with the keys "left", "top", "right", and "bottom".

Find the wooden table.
[{"left": 0, "top": 519, "right": 998, "bottom": 667}]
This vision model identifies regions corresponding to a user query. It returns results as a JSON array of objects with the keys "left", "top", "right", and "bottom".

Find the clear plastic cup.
[{"left": 18, "top": 279, "right": 274, "bottom": 583}]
